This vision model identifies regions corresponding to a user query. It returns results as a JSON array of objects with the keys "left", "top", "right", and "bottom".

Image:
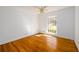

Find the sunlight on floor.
[{"left": 35, "top": 34, "right": 57, "bottom": 49}]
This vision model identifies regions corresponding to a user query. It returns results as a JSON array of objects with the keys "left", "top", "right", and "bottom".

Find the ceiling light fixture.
[{"left": 35, "top": 6, "right": 47, "bottom": 14}]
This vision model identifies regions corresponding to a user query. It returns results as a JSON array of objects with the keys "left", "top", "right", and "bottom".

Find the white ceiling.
[
  {"left": 45, "top": 6, "right": 69, "bottom": 13},
  {"left": 17, "top": 6, "right": 70, "bottom": 14}
]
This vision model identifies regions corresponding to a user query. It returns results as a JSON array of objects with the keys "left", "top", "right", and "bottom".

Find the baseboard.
[
  {"left": 0, "top": 32, "right": 39, "bottom": 45},
  {"left": 74, "top": 40, "right": 79, "bottom": 51}
]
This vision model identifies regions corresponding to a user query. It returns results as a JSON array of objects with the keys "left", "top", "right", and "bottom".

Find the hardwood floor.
[{"left": 0, "top": 34, "right": 78, "bottom": 52}]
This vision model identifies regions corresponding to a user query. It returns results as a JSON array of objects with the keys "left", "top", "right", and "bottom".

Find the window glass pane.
[{"left": 48, "top": 16, "right": 57, "bottom": 34}]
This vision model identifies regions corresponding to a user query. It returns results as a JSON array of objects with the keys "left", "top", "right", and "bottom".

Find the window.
[{"left": 48, "top": 16, "right": 57, "bottom": 34}]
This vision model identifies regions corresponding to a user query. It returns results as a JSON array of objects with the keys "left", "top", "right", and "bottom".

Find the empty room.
[{"left": 0, "top": 6, "right": 79, "bottom": 52}]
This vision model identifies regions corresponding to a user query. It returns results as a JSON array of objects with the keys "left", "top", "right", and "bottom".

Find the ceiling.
[
  {"left": 44, "top": 6, "right": 69, "bottom": 13},
  {"left": 17, "top": 6, "right": 70, "bottom": 14}
]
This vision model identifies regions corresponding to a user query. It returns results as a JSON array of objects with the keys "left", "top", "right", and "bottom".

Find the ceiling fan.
[{"left": 35, "top": 6, "right": 48, "bottom": 14}]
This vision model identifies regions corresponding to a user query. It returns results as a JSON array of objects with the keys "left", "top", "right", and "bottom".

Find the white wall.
[
  {"left": 0, "top": 7, "right": 39, "bottom": 44},
  {"left": 38, "top": 13, "right": 48, "bottom": 33},
  {"left": 0, "top": 6, "right": 76, "bottom": 45},
  {"left": 39, "top": 7, "right": 75, "bottom": 39},
  {"left": 75, "top": 7, "right": 79, "bottom": 49}
]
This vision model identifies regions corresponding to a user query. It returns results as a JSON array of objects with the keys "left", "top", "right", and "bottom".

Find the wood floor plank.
[
  {"left": 7, "top": 43, "right": 19, "bottom": 52},
  {"left": 0, "top": 34, "right": 78, "bottom": 52},
  {"left": 0, "top": 45, "right": 2, "bottom": 52}
]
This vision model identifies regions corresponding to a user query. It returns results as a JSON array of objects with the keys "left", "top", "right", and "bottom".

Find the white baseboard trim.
[{"left": 0, "top": 32, "right": 38, "bottom": 45}]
